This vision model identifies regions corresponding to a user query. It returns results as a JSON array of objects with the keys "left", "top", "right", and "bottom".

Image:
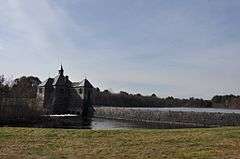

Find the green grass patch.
[{"left": 0, "top": 127, "right": 240, "bottom": 159}]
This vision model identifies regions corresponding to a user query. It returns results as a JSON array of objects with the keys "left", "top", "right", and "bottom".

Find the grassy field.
[{"left": 0, "top": 127, "right": 240, "bottom": 159}]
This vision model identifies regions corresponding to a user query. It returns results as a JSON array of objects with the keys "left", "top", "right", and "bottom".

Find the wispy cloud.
[{"left": 0, "top": 0, "right": 240, "bottom": 99}]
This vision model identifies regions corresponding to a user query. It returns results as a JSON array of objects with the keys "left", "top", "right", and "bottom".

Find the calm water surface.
[
  {"left": 2, "top": 107, "right": 239, "bottom": 129},
  {"left": 47, "top": 117, "right": 182, "bottom": 130},
  {"left": 89, "top": 118, "right": 180, "bottom": 130}
]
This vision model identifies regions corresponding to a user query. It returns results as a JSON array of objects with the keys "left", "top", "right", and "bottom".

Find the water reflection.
[
  {"left": 0, "top": 116, "right": 202, "bottom": 129},
  {"left": 45, "top": 116, "right": 176, "bottom": 130},
  {"left": 90, "top": 118, "right": 194, "bottom": 130},
  {"left": 3, "top": 107, "right": 239, "bottom": 129},
  {"left": 37, "top": 116, "right": 204, "bottom": 129}
]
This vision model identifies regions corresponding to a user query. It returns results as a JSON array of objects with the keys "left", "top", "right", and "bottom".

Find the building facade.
[{"left": 37, "top": 65, "right": 94, "bottom": 116}]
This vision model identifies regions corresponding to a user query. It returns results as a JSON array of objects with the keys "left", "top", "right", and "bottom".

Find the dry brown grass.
[{"left": 0, "top": 127, "right": 240, "bottom": 159}]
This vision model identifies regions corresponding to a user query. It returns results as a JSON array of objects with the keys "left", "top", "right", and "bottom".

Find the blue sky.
[{"left": 0, "top": 0, "right": 240, "bottom": 99}]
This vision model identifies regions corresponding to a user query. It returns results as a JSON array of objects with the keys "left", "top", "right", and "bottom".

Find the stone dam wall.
[{"left": 94, "top": 107, "right": 240, "bottom": 127}]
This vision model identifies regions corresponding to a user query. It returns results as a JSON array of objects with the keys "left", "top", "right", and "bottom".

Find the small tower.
[
  {"left": 52, "top": 65, "right": 69, "bottom": 114},
  {"left": 78, "top": 78, "right": 94, "bottom": 117},
  {"left": 59, "top": 65, "right": 64, "bottom": 76}
]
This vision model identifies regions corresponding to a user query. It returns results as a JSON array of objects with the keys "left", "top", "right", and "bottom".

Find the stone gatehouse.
[{"left": 37, "top": 65, "right": 94, "bottom": 115}]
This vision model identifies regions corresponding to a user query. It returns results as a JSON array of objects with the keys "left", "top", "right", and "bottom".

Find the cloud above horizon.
[{"left": 0, "top": 0, "right": 240, "bottom": 99}]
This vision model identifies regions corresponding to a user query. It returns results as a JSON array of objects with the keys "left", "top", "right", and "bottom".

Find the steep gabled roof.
[
  {"left": 72, "top": 79, "right": 94, "bottom": 88},
  {"left": 79, "top": 79, "right": 94, "bottom": 88},
  {"left": 38, "top": 78, "right": 54, "bottom": 87},
  {"left": 38, "top": 65, "right": 73, "bottom": 87},
  {"left": 52, "top": 75, "right": 60, "bottom": 85},
  {"left": 52, "top": 75, "right": 71, "bottom": 86},
  {"left": 39, "top": 75, "right": 71, "bottom": 87}
]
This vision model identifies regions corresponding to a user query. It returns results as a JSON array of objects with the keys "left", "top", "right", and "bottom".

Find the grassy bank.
[{"left": 0, "top": 127, "right": 240, "bottom": 159}]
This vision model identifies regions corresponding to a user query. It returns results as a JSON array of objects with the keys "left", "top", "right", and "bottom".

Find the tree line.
[
  {"left": 1, "top": 75, "right": 240, "bottom": 109},
  {"left": 0, "top": 75, "right": 42, "bottom": 122},
  {"left": 95, "top": 89, "right": 240, "bottom": 109},
  {"left": 0, "top": 75, "right": 41, "bottom": 98},
  {"left": 95, "top": 89, "right": 212, "bottom": 108}
]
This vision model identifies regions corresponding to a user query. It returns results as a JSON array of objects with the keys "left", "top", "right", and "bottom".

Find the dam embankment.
[{"left": 94, "top": 107, "right": 240, "bottom": 127}]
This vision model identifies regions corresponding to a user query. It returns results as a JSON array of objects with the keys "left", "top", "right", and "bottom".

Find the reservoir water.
[
  {"left": 2, "top": 107, "right": 240, "bottom": 129},
  {"left": 45, "top": 107, "right": 240, "bottom": 129}
]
